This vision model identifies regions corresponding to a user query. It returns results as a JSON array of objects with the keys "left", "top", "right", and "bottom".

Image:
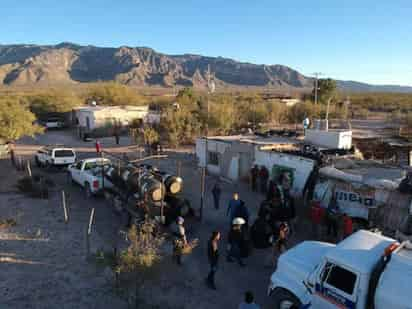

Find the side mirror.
[{"left": 302, "top": 280, "right": 313, "bottom": 295}]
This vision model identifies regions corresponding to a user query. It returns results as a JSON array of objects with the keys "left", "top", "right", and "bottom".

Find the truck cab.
[
  {"left": 35, "top": 146, "right": 76, "bottom": 167},
  {"left": 68, "top": 158, "right": 113, "bottom": 196},
  {"left": 268, "top": 230, "right": 412, "bottom": 309}
]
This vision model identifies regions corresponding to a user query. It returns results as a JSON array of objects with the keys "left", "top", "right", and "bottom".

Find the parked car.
[
  {"left": 268, "top": 230, "right": 412, "bottom": 309},
  {"left": 67, "top": 158, "right": 113, "bottom": 197},
  {"left": 42, "top": 118, "right": 65, "bottom": 129},
  {"left": 35, "top": 146, "right": 76, "bottom": 168}
]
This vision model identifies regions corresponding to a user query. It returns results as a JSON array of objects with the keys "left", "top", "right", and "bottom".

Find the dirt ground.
[{"left": 0, "top": 129, "right": 313, "bottom": 309}]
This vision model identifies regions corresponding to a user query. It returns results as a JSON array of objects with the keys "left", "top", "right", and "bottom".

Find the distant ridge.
[{"left": 0, "top": 42, "right": 411, "bottom": 93}]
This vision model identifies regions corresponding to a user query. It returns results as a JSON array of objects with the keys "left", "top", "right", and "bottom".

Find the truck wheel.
[
  {"left": 273, "top": 289, "right": 302, "bottom": 309},
  {"left": 84, "top": 182, "right": 92, "bottom": 198}
]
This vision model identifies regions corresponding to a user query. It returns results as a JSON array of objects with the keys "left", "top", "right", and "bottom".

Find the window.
[
  {"left": 54, "top": 150, "right": 75, "bottom": 158},
  {"left": 322, "top": 262, "right": 357, "bottom": 295},
  {"left": 208, "top": 151, "right": 219, "bottom": 166}
]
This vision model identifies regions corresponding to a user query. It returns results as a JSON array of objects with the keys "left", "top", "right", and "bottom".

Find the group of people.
[
  {"left": 250, "top": 164, "right": 269, "bottom": 193},
  {"left": 205, "top": 171, "right": 296, "bottom": 299},
  {"left": 310, "top": 194, "right": 353, "bottom": 241},
  {"left": 173, "top": 166, "right": 353, "bottom": 308}
]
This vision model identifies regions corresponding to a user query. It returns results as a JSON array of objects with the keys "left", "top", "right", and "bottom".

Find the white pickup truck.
[
  {"left": 68, "top": 158, "right": 113, "bottom": 197},
  {"left": 268, "top": 230, "right": 412, "bottom": 309},
  {"left": 35, "top": 146, "right": 76, "bottom": 168}
]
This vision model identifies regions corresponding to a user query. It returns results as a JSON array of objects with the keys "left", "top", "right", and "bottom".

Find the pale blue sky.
[{"left": 1, "top": 0, "right": 412, "bottom": 85}]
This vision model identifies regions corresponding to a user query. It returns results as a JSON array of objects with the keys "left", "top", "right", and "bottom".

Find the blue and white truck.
[{"left": 268, "top": 230, "right": 412, "bottom": 309}]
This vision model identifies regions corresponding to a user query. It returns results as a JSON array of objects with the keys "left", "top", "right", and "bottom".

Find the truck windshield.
[
  {"left": 84, "top": 160, "right": 110, "bottom": 170},
  {"left": 323, "top": 263, "right": 357, "bottom": 295},
  {"left": 55, "top": 150, "right": 75, "bottom": 157}
]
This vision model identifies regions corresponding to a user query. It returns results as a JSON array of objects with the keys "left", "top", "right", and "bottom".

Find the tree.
[
  {"left": 85, "top": 82, "right": 146, "bottom": 106},
  {"left": 313, "top": 78, "right": 337, "bottom": 104},
  {"left": 117, "top": 218, "right": 164, "bottom": 308},
  {"left": 28, "top": 91, "right": 82, "bottom": 118},
  {"left": 0, "top": 97, "right": 43, "bottom": 141},
  {"left": 142, "top": 127, "right": 159, "bottom": 146}
]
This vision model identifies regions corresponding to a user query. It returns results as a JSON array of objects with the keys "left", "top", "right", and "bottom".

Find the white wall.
[
  {"left": 195, "top": 138, "right": 231, "bottom": 175},
  {"left": 305, "top": 129, "right": 352, "bottom": 149},
  {"left": 254, "top": 149, "right": 316, "bottom": 197},
  {"left": 76, "top": 110, "right": 95, "bottom": 129}
]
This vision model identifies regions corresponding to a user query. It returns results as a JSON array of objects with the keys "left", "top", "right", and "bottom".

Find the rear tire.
[{"left": 272, "top": 289, "right": 302, "bottom": 309}]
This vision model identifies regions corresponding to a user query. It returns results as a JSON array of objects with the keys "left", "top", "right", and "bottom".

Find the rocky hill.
[{"left": 0, "top": 43, "right": 411, "bottom": 93}]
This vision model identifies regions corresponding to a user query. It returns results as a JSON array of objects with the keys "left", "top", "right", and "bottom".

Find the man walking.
[
  {"left": 211, "top": 182, "right": 221, "bottom": 210},
  {"left": 206, "top": 231, "right": 220, "bottom": 290},
  {"left": 227, "top": 217, "right": 246, "bottom": 267},
  {"left": 227, "top": 192, "right": 241, "bottom": 224}
]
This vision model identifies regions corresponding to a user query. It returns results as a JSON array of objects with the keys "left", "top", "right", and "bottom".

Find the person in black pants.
[
  {"left": 206, "top": 231, "right": 221, "bottom": 290},
  {"left": 211, "top": 182, "right": 221, "bottom": 210},
  {"left": 227, "top": 218, "right": 246, "bottom": 267}
]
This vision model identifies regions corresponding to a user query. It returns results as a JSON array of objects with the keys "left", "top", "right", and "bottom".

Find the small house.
[{"left": 72, "top": 105, "right": 151, "bottom": 138}]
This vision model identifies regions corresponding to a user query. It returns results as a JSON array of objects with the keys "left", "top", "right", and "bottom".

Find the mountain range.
[{"left": 0, "top": 42, "right": 411, "bottom": 93}]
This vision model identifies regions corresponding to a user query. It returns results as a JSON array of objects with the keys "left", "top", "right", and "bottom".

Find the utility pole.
[
  {"left": 200, "top": 64, "right": 215, "bottom": 222},
  {"left": 313, "top": 72, "right": 322, "bottom": 105}
]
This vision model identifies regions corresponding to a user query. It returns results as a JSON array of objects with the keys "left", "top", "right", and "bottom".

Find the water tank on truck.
[{"left": 105, "top": 166, "right": 166, "bottom": 203}]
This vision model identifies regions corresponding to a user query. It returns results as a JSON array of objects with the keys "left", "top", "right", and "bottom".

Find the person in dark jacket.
[
  {"left": 234, "top": 200, "right": 250, "bottom": 227},
  {"left": 250, "top": 214, "right": 272, "bottom": 249},
  {"left": 227, "top": 192, "right": 242, "bottom": 224},
  {"left": 250, "top": 165, "right": 259, "bottom": 192},
  {"left": 206, "top": 231, "right": 220, "bottom": 290},
  {"left": 259, "top": 165, "right": 269, "bottom": 194},
  {"left": 227, "top": 218, "right": 246, "bottom": 266},
  {"left": 326, "top": 195, "right": 340, "bottom": 239},
  {"left": 211, "top": 182, "right": 222, "bottom": 210}
]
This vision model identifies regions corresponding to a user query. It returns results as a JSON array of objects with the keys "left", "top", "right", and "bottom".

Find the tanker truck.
[{"left": 104, "top": 163, "right": 191, "bottom": 226}]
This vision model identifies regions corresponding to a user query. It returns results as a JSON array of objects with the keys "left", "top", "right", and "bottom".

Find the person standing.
[
  {"left": 95, "top": 140, "right": 101, "bottom": 154},
  {"left": 310, "top": 201, "right": 323, "bottom": 239},
  {"left": 227, "top": 218, "right": 246, "bottom": 267},
  {"left": 272, "top": 222, "right": 289, "bottom": 266},
  {"left": 342, "top": 213, "right": 353, "bottom": 239},
  {"left": 211, "top": 182, "right": 222, "bottom": 210},
  {"left": 227, "top": 192, "right": 241, "bottom": 224},
  {"left": 206, "top": 231, "right": 220, "bottom": 290},
  {"left": 173, "top": 216, "right": 187, "bottom": 265},
  {"left": 238, "top": 291, "right": 260, "bottom": 309},
  {"left": 250, "top": 165, "right": 259, "bottom": 192},
  {"left": 326, "top": 195, "right": 340, "bottom": 239},
  {"left": 259, "top": 166, "right": 269, "bottom": 194},
  {"left": 234, "top": 200, "right": 250, "bottom": 227}
]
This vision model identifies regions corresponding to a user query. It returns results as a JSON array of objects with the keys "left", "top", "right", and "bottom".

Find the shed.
[{"left": 195, "top": 134, "right": 316, "bottom": 197}]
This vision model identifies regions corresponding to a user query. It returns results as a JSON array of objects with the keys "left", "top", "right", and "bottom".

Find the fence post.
[
  {"left": 27, "top": 160, "right": 32, "bottom": 178},
  {"left": 176, "top": 160, "right": 182, "bottom": 177},
  {"left": 86, "top": 208, "right": 95, "bottom": 258},
  {"left": 199, "top": 167, "right": 205, "bottom": 222},
  {"left": 62, "top": 191, "right": 69, "bottom": 223}
]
